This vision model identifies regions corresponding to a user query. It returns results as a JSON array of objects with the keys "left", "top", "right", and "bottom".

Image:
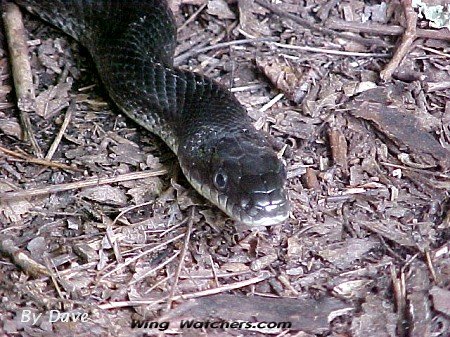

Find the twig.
[
  {"left": 267, "top": 41, "right": 391, "bottom": 58},
  {"left": 129, "top": 251, "right": 180, "bottom": 286},
  {"left": 0, "top": 238, "right": 50, "bottom": 277},
  {"left": 424, "top": 249, "right": 438, "bottom": 284},
  {"left": 111, "top": 200, "right": 155, "bottom": 227},
  {"left": 2, "top": 3, "right": 35, "bottom": 108},
  {"left": 105, "top": 220, "right": 123, "bottom": 264},
  {"left": 98, "top": 233, "right": 185, "bottom": 280},
  {"left": 2, "top": 2, "right": 42, "bottom": 157},
  {"left": 380, "top": 162, "right": 450, "bottom": 179},
  {"left": 254, "top": 0, "right": 390, "bottom": 48},
  {"left": 416, "top": 45, "right": 450, "bottom": 58},
  {"left": 390, "top": 264, "right": 406, "bottom": 326},
  {"left": 380, "top": 0, "right": 417, "bottom": 81},
  {"left": 260, "top": 93, "right": 284, "bottom": 113},
  {"left": 327, "top": 18, "right": 450, "bottom": 41},
  {"left": 165, "top": 208, "right": 194, "bottom": 311},
  {"left": 0, "top": 169, "right": 168, "bottom": 201},
  {"left": 177, "top": 2, "right": 207, "bottom": 32},
  {"left": 174, "top": 37, "right": 278, "bottom": 64},
  {"left": 97, "top": 271, "right": 272, "bottom": 310},
  {"left": 209, "top": 254, "right": 220, "bottom": 287},
  {"left": 0, "top": 145, "right": 81, "bottom": 172},
  {"left": 254, "top": 93, "right": 284, "bottom": 131},
  {"left": 173, "top": 271, "right": 271, "bottom": 300},
  {"left": 45, "top": 100, "right": 75, "bottom": 160},
  {"left": 230, "top": 83, "right": 266, "bottom": 93}
]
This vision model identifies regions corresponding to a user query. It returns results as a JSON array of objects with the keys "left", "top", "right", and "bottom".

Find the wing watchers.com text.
[{"left": 131, "top": 319, "right": 292, "bottom": 331}]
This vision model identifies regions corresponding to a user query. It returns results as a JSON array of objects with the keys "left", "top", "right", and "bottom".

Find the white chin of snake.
[{"left": 243, "top": 210, "right": 288, "bottom": 227}]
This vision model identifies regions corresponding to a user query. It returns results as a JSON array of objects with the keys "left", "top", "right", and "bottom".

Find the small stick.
[
  {"left": 97, "top": 271, "right": 272, "bottom": 309},
  {"left": 380, "top": 161, "right": 450, "bottom": 179},
  {"left": 417, "top": 45, "right": 450, "bottom": 58},
  {"left": 172, "top": 271, "right": 271, "bottom": 300},
  {"left": 177, "top": 2, "right": 207, "bottom": 32},
  {"left": 268, "top": 41, "right": 390, "bottom": 58},
  {"left": 327, "top": 18, "right": 450, "bottom": 41},
  {"left": 0, "top": 144, "right": 81, "bottom": 172},
  {"left": 254, "top": 0, "right": 390, "bottom": 48},
  {"left": 45, "top": 101, "right": 75, "bottom": 160},
  {"left": 99, "top": 233, "right": 185, "bottom": 280},
  {"left": 260, "top": 92, "right": 284, "bottom": 113},
  {"left": 165, "top": 208, "right": 194, "bottom": 311},
  {"left": 2, "top": 2, "right": 42, "bottom": 157},
  {"left": 380, "top": 0, "right": 417, "bottom": 81},
  {"left": 328, "top": 127, "right": 348, "bottom": 172},
  {"left": 230, "top": 83, "right": 266, "bottom": 92},
  {"left": 174, "top": 36, "right": 278, "bottom": 64},
  {"left": 424, "top": 249, "right": 438, "bottom": 284},
  {"left": 0, "top": 238, "right": 50, "bottom": 277},
  {"left": 129, "top": 251, "right": 181, "bottom": 286},
  {"left": 0, "top": 169, "right": 168, "bottom": 201}
]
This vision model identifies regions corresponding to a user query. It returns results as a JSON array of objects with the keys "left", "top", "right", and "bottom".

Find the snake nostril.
[{"left": 240, "top": 196, "right": 250, "bottom": 209}]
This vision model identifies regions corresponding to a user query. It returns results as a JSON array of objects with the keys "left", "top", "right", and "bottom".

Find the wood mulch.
[{"left": 0, "top": 0, "right": 449, "bottom": 336}]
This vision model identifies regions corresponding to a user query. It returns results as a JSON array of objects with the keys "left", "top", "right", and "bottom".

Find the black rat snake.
[{"left": 15, "top": 0, "right": 289, "bottom": 226}]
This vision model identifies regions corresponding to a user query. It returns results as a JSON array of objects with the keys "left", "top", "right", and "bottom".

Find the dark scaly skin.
[{"left": 15, "top": 0, "right": 289, "bottom": 226}]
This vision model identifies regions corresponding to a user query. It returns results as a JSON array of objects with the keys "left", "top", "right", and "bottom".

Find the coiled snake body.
[{"left": 16, "top": 0, "right": 289, "bottom": 226}]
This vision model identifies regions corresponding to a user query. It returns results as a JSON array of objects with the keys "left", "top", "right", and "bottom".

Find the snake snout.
[{"left": 237, "top": 169, "right": 289, "bottom": 227}]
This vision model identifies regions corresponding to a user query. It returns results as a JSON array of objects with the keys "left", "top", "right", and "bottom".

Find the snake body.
[{"left": 15, "top": 0, "right": 289, "bottom": 226}]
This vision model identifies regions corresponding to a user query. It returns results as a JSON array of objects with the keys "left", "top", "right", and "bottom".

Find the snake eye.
[{"left": 213, "top": 171, "right": 228, "bottom": 190}]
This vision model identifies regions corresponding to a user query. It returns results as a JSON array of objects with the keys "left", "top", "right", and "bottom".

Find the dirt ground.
[{"left": 0, "top": 0, "right": 449, "bottom": 336}]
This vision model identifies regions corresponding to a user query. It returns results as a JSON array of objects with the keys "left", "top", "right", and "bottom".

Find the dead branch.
[
  {"left": 2, "top": 2, "right": 42, "bottom": 157},
  {"left": 380, "top": 0, "right": 418, "bottom": 81},
  {"left": 327, "top": 18, "right": 450, "bottom": 41}
]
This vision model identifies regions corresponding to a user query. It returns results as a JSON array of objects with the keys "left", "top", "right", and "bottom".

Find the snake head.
[{"left": 179, "top": 129, "right": 289, "bottom": 227}]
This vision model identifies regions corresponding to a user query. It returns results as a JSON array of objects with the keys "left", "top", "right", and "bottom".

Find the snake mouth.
[
  {"left": 235, "top": 192, "right": 290, "bottom": 227},
  {"left": 236, "top": 200, "right": 290, "bottom": 227}
]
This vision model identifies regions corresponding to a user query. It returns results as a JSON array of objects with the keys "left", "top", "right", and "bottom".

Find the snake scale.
[{"left": 15, "top": 0, "right": 289, "bottom": 226}]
